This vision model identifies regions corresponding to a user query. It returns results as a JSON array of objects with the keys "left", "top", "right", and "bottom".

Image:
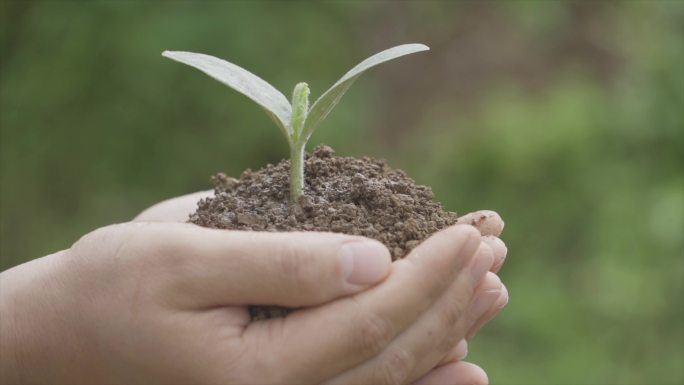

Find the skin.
[{"left": 0, "top": 191, "right": 508, "bottom": 385}]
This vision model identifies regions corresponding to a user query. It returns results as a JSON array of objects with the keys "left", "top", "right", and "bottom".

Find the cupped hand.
[
  {"left": 0, "top": 192, "right": 508, "bottom": 385},
  {"left": 137, "top": 191, "right": 511, "bottom": 384}
]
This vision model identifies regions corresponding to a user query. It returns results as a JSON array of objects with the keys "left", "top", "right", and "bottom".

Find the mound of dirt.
[{"left": 190, "top": 145, "right": 459, "bottom": 319}]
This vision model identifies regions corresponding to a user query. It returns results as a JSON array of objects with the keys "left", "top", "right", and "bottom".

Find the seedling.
[{"left": 162, "top": 43, "right": 429, "bottom": 202}]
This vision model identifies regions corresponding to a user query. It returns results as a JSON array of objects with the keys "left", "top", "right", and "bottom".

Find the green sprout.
[{"left": 162, "top": 43, "right": 429, "bottom": 202}]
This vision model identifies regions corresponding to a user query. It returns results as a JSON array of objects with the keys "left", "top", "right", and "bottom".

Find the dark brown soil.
[{"left": 190, "top": 145, "right": 459, "bottom": 319}]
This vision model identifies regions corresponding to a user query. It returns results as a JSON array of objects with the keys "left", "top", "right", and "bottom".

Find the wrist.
[
  {"left": 0, "top": 251, "right": 71, "bottom": 384},
  {"left": 1, "top": 268, "right": 22, "bottom": 384}
]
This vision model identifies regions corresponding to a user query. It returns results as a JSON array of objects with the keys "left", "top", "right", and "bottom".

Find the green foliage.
[
  {"left": 1, "top": 1, "right": 682, "bottom": 384},
  {"left": 163, "top": 44, "right": 428, "bottom": 200}
]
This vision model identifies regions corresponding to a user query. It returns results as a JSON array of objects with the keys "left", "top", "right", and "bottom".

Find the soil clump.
[{"left": 190, "top": 145, "right": 459, "bottom": 319}]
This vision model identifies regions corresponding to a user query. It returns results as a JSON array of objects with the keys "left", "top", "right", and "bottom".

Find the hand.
[
  {"left": 138, "top": 191, "right": 511, "bottom": 384},
  {"left": 0, "top": 192, "right": 508, "bottom": 385}
]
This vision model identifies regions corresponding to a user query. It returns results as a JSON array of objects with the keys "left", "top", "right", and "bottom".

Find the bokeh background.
[{"left": 1, "top": 1, "right": 682, "bottom": 384}]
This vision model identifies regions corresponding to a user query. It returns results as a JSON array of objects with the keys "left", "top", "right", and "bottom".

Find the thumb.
[{"left": 137, "top": 223, "right": 391, "bottom": 308}]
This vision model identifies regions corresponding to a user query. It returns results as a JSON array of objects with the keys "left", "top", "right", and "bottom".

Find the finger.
[
  {"left": 456, "top": 210, "right": 504, "bottom": 236},
  {"left": 412, "top": 361, "right": 488, "bottom": 385},
  {"left": 401, "top": 270, "right": 502, "bottom": 383},
  {"left": 481, "top": 236, "right": 507, "bottom": 273},
  {"left": 438, "top": 339, "right": 468, "bottom": 366},
  {"left": 467, "top": 282, "right": 509, "bottom": 340},
  {"left": 133, "top": 190, "right": 213, "bottom": 222},
  {"left": 327, "top": 244, "right": 499, "bottom": 385},
  {"left": 127, "top": 222, "right": 391, "bottom": 308},
  {"left": 242, "top": 225, "right": 481, "bottom": 385}
]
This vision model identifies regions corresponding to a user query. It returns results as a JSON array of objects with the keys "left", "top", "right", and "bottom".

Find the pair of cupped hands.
[{"left": 0, "top": 191, "right": 508, "bottom": 385}]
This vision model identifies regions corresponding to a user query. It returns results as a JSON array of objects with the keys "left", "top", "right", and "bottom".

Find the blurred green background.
[{"left": 1, "top": 1, "right": 682, "bottom": 384}]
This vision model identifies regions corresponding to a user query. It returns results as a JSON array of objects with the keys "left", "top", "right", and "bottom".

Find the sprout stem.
[
  {"left": 290, "top": 142, "right": 305, "bottom": 202},
  {"left": 289, "top": 82, "right": 310, "bottom": 202}
]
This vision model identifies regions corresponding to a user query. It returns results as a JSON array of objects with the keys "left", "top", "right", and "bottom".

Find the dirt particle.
[
  {"left": 236, "top": 213, "right": 262, "bottom": 226},
  {"left": 313, "top": 144, "right": 335, "bottom": 158}
]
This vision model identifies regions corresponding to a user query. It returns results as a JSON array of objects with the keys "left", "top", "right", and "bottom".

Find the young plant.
[{"left": 162, "top": 43, "right": 429, "bottom": 202}]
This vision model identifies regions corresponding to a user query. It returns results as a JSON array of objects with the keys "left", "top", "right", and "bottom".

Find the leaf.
[
  {"left": 290, "top": 82, "right": 310, "bottom": 141},
  {"left": 302, "top": 43, "right": 429, "bottom": 142},
  {"left": 162, "top": 50, "right": 292, "bottom": 138}
]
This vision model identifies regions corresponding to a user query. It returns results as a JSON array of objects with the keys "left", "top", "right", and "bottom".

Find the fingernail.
[
  {"left": 482, "top": 236, "right": 507, "bottom": 257},
  {"left": 470, "top": 289, "right": 501, "bottom": 317},
  {"left": 455, "top": 338, "right": 468, "bottom": 360},
  {"left": 495, "top": 284, "right": 510, "bottom": 309},
  {"left": 482, "top": 236, "right": 507, "bottom": 272},
  {"left": 340, "top": 240, "right": 391, "bottom": 285},
  {"left": 469, "top": 249, "right": 493, "bottom": 285}
]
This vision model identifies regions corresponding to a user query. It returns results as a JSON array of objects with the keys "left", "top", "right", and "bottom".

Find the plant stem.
[
  {"left": 289, "top": 82, "right": 310, "bottom": 203},
  {"left": 290, "top": 142, "right": 305, "bottom": 202}
]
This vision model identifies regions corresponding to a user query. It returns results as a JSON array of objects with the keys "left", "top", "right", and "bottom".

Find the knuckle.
[
  {"left": 276, "top": 243, "right": 320, "bottom": 298},
  {"left": 374, "top": 348, "right": 414, "bottom": 385},
  {"left": 355, "top": 310, "right": 395, "bottom": 358},
  {"left": 69, "top": 223, "right": 143, "bottom": 266},
  {"left": 70, "top": 223, "right": 123, "bottom": 252},
  {"left": 126, "top": 222, "right": 194, "bottom": 271},
  {"left": 71, "top": 222, "right": 181, "bottom": 274},
  {"left": 436, "top": 290, "right": 471, "bottom": 331}
]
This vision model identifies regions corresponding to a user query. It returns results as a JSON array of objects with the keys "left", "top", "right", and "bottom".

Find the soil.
[{"left": 189, "top": 145, "right": 459, "bottom": 319}]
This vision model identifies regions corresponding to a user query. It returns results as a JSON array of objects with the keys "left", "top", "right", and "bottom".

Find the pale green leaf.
[
  {"left": 302, "top": 43, "right": 429, "bottom": 141},
  {"left": 290, "top": 82, "right": 310, "bottom": 142},
  {"left": 162, "top": 50, "right": 292, "bottom": 138}
]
